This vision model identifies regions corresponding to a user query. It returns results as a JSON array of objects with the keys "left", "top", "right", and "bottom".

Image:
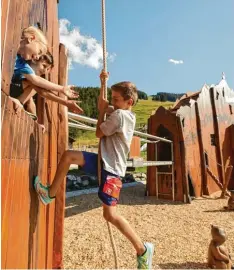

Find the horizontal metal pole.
[
  {"left": 69, "top": 122, "right": 96, "bottom": 132},
  {"left": 157, "top": 172, "right": 173, "bottom": 175},
  {"left": 68, "top": 112, "right": 172, "bottom": 143},
  {"left": 140, "top": 138, "right": 160, "bottom": 143},
  {"left": 68, "top": 112, "right": 97, "bottom": 125},
  {"left": 126, "top": 160, "right": 173, "bottom": 167}
]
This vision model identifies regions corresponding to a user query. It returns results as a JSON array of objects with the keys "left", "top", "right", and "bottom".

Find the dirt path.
[{"left": 64, "top": 183, "right": 234, "bottom": 269}]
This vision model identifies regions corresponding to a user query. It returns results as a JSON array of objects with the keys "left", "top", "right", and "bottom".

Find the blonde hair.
[
  {"left": 111, "top": 81, "right": 138, "bottom": 106},
  {"left": 22, "top": 26, "right": 48, "bottom": 53}
]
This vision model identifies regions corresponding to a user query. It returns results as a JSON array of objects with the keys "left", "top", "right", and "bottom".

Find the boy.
[
  {"left": 34, "top": 71, "right": 154, "bottom": 269},
  {"left": 10, "top": 52, "right": 83, "bottom": 116},
  {"left": 10, "top": 26, "right": 79, "bottom": 115}
]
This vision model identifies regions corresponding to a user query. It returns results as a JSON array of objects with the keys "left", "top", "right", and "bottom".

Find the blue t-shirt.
[{"left": 11, "top": 54, "right": 35, "bottom": 82}]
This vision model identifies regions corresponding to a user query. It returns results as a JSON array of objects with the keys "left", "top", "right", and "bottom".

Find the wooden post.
[{"left": 52, "top": 43, "right": 68, "bottom": 269}]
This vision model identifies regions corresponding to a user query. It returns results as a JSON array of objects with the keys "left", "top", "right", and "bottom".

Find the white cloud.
[
  {"left": 168, "top": 58, "right": 184, "bottom": 65},
  {"left": 59, "top": 19, "right": 116, "bottom": 69}
]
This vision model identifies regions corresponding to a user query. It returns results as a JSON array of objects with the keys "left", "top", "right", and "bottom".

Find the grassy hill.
[
  {"left": 132, "top": 97, "right": 173, "bottom": 128},
  {"left": 72, "top": 98, "right": 173, "bottom": 147}
]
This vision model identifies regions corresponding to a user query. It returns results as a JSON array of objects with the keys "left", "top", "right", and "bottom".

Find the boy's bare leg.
[
  {"left": 103, "top": 204, "right": 145, "bottom": 255},
  {"left": 18, "top": 85, "right": 37, "bottom": 105},
  {"left": 25, "top": 97, "right": 37, "bottom": 115},
  {"left": 49, "top": 150, "right": 85, "bottom": 197}
]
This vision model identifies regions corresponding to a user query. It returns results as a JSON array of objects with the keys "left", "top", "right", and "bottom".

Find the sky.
[{"left": 58, "top": 0, "right": 234, "bottom": 95}]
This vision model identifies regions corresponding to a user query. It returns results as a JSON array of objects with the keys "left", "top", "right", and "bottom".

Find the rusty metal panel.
[
  {"left": 177, "top": 102, "right": 203, "bottom": 197},
  {"left": 212, "top": 85, "right": 234, "bottom": 190},
  {"left": 196, "top": 87, "right": 222, "bottom": 194},
  {"left": 147, "top": 106, "right": 185, "bottom": 201}
]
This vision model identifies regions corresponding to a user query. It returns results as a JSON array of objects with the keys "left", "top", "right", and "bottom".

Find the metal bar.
[
  {"left": 140, "top": 138, "right": 160, "bottom": 143},
  {"left": 133, "top": 130, "right": 172, "bottom": 143},
  {"left": 68, "top": 122, "right": 96, "bottom": 132},
  {"left": 157, "top": 172, "right": 173, "bottom": 175},
  {"left": 126, "top": 160, "right": 173, "bottom": 167},
  {"left": 68, "top": 112, "right": 97, "bottom": 125},
  {"left": 68, "top": 112, "right": 172, "bottom": 143}
]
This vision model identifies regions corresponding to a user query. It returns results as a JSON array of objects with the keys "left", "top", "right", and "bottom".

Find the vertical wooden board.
[
  {"left": 47, "top": 0, "right": 59, "bottom": 253},
  {"left": 12, "top": 0, "right": 24, "bottom": 55},
  {"left": 2, "top": 99, "right": 12, "bottom": 159},
  {"left": 17, "top": 114, "right": 29, "bottom": 268},
  {"left": 21, "top": 0, "right": 31, "bottom": 28},
  {"left": 36, "top": 133, "right": 47, "bottom": 269},
  {"left": 1, "top": 0, "right": 20, "bottom": 94},
  {"left": 46, "top": 0, "right": 53, "bottom": 46},
  {"left": 53, "top": 43, "right": 68, "bottom": 269},
  {"left": 1, "top": 92, "right": 7, "bottom": 124},
  {"left": 1, "top": 0, "right": 10, "bottom": 63},
  {"left": 5, "top": 108, "right": 23, "bottom": 268},
  {"left": 1, "top": 159, "right": 10, "bottom": 269},
  {"left": 3, "top": 112, "right": 18, "bottom": 268},
  {"left": 20, "top": 119, "right": 33, "bottom": 268},
  {"left": 6, "top": 112, "right": 24, "bottom": 268}
]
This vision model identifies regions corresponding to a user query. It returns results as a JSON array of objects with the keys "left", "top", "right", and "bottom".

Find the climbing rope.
[{"left": 99, "top": 1, "right": 119, "bottom": 268}]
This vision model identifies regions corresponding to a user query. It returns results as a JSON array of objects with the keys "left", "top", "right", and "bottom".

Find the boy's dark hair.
[
  {"left": 39, "top": 51, "right": 54, "bottom": 68},
  {"left": 111, "top": 81, "right": 138, "bottom": 106}
]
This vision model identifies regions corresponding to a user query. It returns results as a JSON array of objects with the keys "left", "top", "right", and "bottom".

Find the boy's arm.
[
  {"left": 36, "top": 88, "right": 83, "bottom": 114},
  {"left": 96, "top": 70, "right": 109, "bottom": 138},
  {"left": 24, "top": 74, "right": 78, "bottom": 99},
  {"left": 96, "top": 101, "right": 107, "bottom": 138}
]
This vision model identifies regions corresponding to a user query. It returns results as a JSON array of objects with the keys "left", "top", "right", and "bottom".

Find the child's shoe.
[
  {"left": 137, "top": 242, "right": 154, "bottom": 269},
  {"left": 33, "top": 176, "right": 54, "bottom": 205}
]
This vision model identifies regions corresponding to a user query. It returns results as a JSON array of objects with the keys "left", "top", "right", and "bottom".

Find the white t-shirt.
[{"left": 100, "top": 109, "right": 136, "bottom": 176}]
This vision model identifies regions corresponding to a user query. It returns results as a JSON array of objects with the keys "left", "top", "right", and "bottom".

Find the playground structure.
[
  {"left": 1, "top": 0, "right": 234, "bottom": 269},
  {"left": 1, "top": 0, "right": 68, "bottom": 268},
  {"left": 147, "top": 78, "right": 234, "bottom": 202}
]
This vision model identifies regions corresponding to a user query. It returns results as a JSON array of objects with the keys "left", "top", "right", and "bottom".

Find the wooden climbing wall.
[{"left": 1, "top": 0, "right": 68, "bottom": 269}]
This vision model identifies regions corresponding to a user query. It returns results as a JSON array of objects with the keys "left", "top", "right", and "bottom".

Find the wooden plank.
[
  {"left": 3, "top": 108, "right": 18, "bottom": 268},
  {"left": 1, "top": 92, "right": 7, "bottom": 126},
  {"left": 1, "top": 98, "right": 13, "bottom": 268},
  {"left": 53, "top": 43, "right": 68, "bottom": 269},
  {"left": 5, "top": 104, "right": 22, "bottom": 268},
  {"left": 17, "top": 112, "right": 28, "bottom": 268},
  {"left": 1, "top": 0, "right": 20, "bottom": 94},
  {"left": 1, "top": 0, "right": 10, "bottom": 64}
]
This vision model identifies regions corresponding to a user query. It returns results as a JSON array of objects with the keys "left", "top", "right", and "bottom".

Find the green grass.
[
  {"left": 133, "top": 98, "right": 173, "bottom": 128},
  {"left": 72, "top": 98, "right": 173, "bottom": 146}
]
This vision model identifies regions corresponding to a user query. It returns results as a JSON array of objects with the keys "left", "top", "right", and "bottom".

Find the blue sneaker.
[
  {"left": 137, "top": 242, "right": 154, "bottom": 269},
  {"left": 33, "top": 176, "right": 54, "bottom": 205}
]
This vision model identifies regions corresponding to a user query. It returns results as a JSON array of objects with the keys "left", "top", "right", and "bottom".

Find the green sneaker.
[
  {"left": 33, "top": 176, "right": 54, "bottom": 205},
  {"left": 137, "top": 242, "right": 154, "bottom": 269}
]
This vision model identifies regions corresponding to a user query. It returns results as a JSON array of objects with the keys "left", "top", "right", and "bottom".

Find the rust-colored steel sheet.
[
  {"left": 147, "top": 106, "right": 186, "bottom": 201},
  {"left": 147, "top": 81, "right": 234, "bottom": 202}
]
